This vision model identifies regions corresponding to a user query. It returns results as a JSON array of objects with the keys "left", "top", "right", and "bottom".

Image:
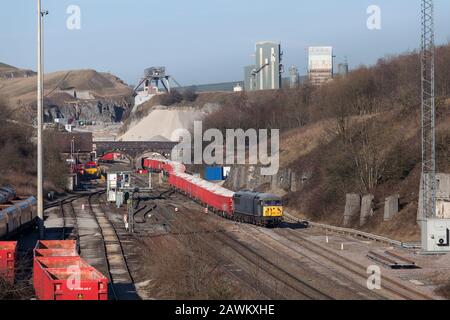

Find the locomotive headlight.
[{"left": 263, "top": 206, "right": 283, "bottom": 217}]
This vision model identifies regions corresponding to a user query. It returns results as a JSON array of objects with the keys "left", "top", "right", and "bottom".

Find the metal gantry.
[{"left": 421, "top": 0, "right": 437, "bottom": 219}]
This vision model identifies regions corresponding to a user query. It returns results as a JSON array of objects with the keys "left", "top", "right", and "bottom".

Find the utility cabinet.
[{"left": 422, "top": 219, "right": 450, "bottom": 253}]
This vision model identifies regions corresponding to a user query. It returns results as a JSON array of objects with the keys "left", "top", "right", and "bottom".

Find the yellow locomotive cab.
[
  {"left": 85, "top": 168, "right": 98, "bottom": 175},
  {"left": 84, "top": 162, "right": 99, "bottom": 178},
  {"left": 263, "top": 206, "right": 283, "bottom": 217}
]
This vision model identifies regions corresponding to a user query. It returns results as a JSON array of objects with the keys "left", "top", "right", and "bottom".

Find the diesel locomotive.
[{"left": 233, "top": 191, "right": 283, "bottom": 226}]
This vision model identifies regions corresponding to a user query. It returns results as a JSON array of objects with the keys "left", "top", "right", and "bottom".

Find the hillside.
[
  {"left": 0, "top": 66, "right": 134, "bottom": 123},
  {"left": 0, "top": 68, "right": 133, "bottom": 105},
  {"left": 205, "top": 44, "right": 450, "bottom": 242},
  {"left": 0, "top": 62, "right": 35, "bottom": 79}
]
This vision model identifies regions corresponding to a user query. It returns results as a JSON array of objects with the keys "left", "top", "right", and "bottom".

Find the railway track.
[
  {"left": 153, "top": 194, "right": 334, "bottom": 300},
  {"left": 60, "top": 200, "right": 79, "bottom": 245},
  {"left": 276, "top": 228, "right": 433, "bottom": 300},
  {"left": 158, "top": 201, "right": 292, "bottom": 299},
  {"left": 155, "top": 189, "right": 436, "bottom": 300},
  {"left": 154, "top": 202, "right": 289, "bottom": 299},
  {"left": 44, "top": 193, "right": 86, "bottom": 210},
  {"left": 87, "top": 192, "right": 137, "bottom": 300},
  {"left": 240, "top": 224, "right": 386, "bottom": 300},
  {"left": 215, "top": 229, "right": 333, "bottom": 300},
  {"left": 44, "top": 191, "right": 138, "bottom": 300}
]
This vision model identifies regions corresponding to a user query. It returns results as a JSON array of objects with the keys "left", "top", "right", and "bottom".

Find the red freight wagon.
[
  {"left": 34, "top": 248, "right": 78, "bottom": 259},
  {"left": 34, "top": 240, "right": 77, "bottom": 259},
  {"left": 162, "top": 162, "right": 173, "bottom": 174},
  {"left": 99, "top": 152, "right": 121, "bottom": 162},
  {"left": 35, "top": 240, "right": 77, "bottom": 251},
  {"left": 168, "top": 173, "right": 177, "bottom": 188},
  {"left": 36, "top": 267, "right": 108, "bottom": 300},
  {"left": 144, "top": 159, "right": 164, "bottom": 172},
  {"left": 183, "top": 176, "right": 196, "bottom": 198},
  {"left": 0, "top": 241, "right": 17, "bottom": 284},
  {"left": 206, "top": 190, "right": 234, "bottom": 215},
  {"left": 33, "top": 256, "right": 92, "bottom": 300}
]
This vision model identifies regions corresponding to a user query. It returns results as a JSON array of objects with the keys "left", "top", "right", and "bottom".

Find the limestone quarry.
[
  {"left": 118, "top": 106, "right": 205, "bottom": 142},
  {"left": 0, "top": 67, "right": 134, "bottom": 123}
]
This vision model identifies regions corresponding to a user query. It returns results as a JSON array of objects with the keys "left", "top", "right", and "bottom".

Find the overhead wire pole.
[
  {"left": 37, "top": 0, "right": 47, "bottom": 238},
  {"left": 421, "top": 0, "right": 437, "bottom": 220}
]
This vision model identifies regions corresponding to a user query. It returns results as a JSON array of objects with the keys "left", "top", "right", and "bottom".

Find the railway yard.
[
  {"left": 3, "top": 0, "right": 450, "bottom": 310},
  {"left": 3, "top": 166, "right": 447, "bottom": 301}
]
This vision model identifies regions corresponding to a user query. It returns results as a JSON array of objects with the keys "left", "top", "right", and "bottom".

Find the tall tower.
[
  {"left": 308, "top": 46, "right": 333, "bottom": 86},
  {"left": 419, "top": 0, "right": 450, "bottom": 253},
  {"left": 421, "top": 0, "right": 437, "bottom": 219},
  {"left": 255, "top": 42, "right": 282, "bottom": 90},
  {"left": 289, "top": 66, "right": 299, "bottom": 88}
]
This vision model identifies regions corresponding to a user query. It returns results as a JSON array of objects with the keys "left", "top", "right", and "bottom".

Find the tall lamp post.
[{"left": 37, "top": 0, "right": 48, "bottom": 238}]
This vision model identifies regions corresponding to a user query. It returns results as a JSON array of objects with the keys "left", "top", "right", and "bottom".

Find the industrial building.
[
  {"left": 133, "top": 67, "right": 182, "bottom": 109},
  {"left": 337, "top": 61, "right": 349, "bottom": 77},
  {"left": 244, "top": 41, "right": 283, "bottom": 91},
  {"left": 308, "top": 46, "right": 333, "bottom": 86},
  {"left": 289, "top": 66, "right": 299, "bottom": 88}
]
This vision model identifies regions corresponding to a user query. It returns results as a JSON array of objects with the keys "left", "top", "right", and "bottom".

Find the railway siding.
[{"left": 42, "top": 192, "right": 139, "bottom": 300}]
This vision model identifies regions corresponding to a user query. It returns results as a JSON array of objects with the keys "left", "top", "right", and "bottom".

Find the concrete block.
[
  {"left": 360, "top": 194, "right": 375, "bottom": 226},
  {"left": 343, "top": 194, "right": 361, "bottom": 226},
  {"left": 384, "top": 194, "right": 399, "bottom": 221}
]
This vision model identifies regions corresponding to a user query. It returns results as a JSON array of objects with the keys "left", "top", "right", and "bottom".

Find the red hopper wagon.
[
  {"left": 33, "top": 256, "right": 101, "bottom": 300},
  {"left": 32, "top": 240, "right": 108, "bottom": 300},
  {"left": 36, "top": 267, "right": 108, "bottom": 300},
  {"left": 35, "top": 240, "right": 77, "bottom": 251},
  {"left": 34, "top": 249, "right": 78, "bottom": 258},
  {"left": 34, "top": 240, "right": 78, "bottom": 259},
  {"left": 0, "top": 241, "right": 17, "bottom": 284}
]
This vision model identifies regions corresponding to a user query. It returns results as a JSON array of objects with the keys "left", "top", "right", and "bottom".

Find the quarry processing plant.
[
  {"left": 244, "top": 41, "right": 284, "bottom": 91},
  {"left": 308, "top": 46, "right": 334, "bottom": 86},
  {"left": 133, "top": 67, "right": 182, "bottom": 109}
]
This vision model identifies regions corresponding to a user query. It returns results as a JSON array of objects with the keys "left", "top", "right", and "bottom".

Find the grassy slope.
[{"left": 282, "top": 98, "right": 450, "bottom": 243}]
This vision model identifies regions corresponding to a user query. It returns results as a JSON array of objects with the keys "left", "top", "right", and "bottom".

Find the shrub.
[
  {"left": 183, "top": 87, "right": 198, "bottom": 102},
  {"left": 0, "top": 100, "right": 68, "bottom": 191},
  {"left": 160, "top": 90, "right": 183, "bottom": 106}
]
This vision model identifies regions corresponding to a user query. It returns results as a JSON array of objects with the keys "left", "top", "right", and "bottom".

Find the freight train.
[
  {"left": 0, "top": 189, "right": 37, "bottom": 239},
  {"left": 143, "top": 158, "right": 283, "bottom": 227}
]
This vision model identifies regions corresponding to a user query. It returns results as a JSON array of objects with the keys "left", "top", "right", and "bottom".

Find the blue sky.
[{"left": 1, "top": 0, "right": 450, "bottom": 86}]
